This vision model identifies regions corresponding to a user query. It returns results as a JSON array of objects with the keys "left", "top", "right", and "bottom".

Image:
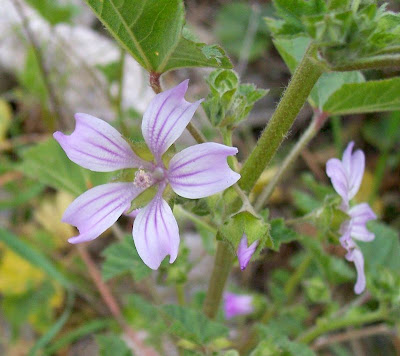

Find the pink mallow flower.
[
  {"left": 224, "top": 292, "right": 254, "bottom": 319},
  {"left": 326, "top": 142, "right": 376, "bottom": 294},
  {"left": 237, "top": 234, "right": 258, "bottom": 270},
  {"left": 54, "top": 80, "right": 240, "bottom": 270}
]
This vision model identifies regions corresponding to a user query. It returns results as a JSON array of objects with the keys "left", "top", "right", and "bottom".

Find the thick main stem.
[
  {"left": 203, "top": 241, "right": 235, "bottom": 319},
  {"left": 255, "top": 111, "right": 328, "bottom": 211},
  {"left": 239, "top": 44, "right": 324, "bottom": 193}
]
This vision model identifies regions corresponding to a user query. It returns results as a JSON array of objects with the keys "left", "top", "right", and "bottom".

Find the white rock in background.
[{"left": 0, "top": 0, "right": 154, "bottom": 122}]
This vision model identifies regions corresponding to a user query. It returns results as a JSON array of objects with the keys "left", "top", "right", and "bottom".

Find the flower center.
[
  {"left": 152, "top": 167, "right": 165, "bottom": 181},
  {"left": 133, "top": 169, "right": 153, "bottom": 189}
]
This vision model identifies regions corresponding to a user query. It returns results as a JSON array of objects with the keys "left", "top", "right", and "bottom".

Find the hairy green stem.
[
  {"left": 203, "top": 241, "right": 235, "bottom": 319},
  {"left": 254, "top": 111, "right": 329, "bottom": 211},
  {"left": 239, "top": 44, "right": 324, "bottom": 193},
  {"left": 297, "top": 308, "right": 387, "bottom": 344}
]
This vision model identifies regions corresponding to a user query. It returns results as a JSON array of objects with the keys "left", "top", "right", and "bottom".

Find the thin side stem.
[
  {"left": 203, "top": 241, "right": 235, "bottom": 319},
  {"left": 369, "top": 148, "right": 389, "bottom": 204},
  {"left": 330, "top": 116, "right": 343, "bottom": 154},
  {"left": 297, "top": 308, "right": 387, "bottom": 344},
  {"left": 186, "top": 121, "right": 207, "bottom": 144},
  {"left": 312, "top": 323, "right": 392, "bottom": 351},
  {"left": 176, "top": 284, "right": 186, "bottom": 306},
  {"left": 77, "top": 245, "right": 158, "bottom": 356},
  {"left": 12, "top": 0, "right": 65, "bottom": 125},
  {"left": 237, "top": 3, "right": 260, "bottom": 76},
  {"left": 284, "top": 254, "right": 313, "bottom": 301},
  {"left": 331, "top": 54, "right": 400, "bottom": 71},
  {"left": 239, "top": 44, "right": 325, "bottom": 193},
  {"left": 254, "top": 111, "right": 328, "bottom": 211},
  {"left": 174, "top": 205, "right": 217, "bottom": 235}
]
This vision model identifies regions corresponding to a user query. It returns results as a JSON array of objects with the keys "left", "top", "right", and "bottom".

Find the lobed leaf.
[
  {"left": 161, "top": 305, "right": 229, "bottom": 345},
  {"left": 102, "top": 235, "right": 152, "bottom": 281}
]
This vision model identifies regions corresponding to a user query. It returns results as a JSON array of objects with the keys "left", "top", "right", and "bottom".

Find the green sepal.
[
  {"left": 112, "top": 168, "right": 136, "bottom": 183},
  {"left": 218, "top": 211, "right": 273, "bottom": 255},
  {"left": 202, "top": 69, "right": 267, "bottom": 129},
  {"left": 220, "top": 84, "right": 269, "bottom": 128},
  {"left": 128, "top": 141, "right": 154, "bottom": 162},
  {"left": 312, "top": 195, "right": 349, "bottom": 235},
  {"left": 127, "top": 185, "right": 157, "bottom": 213}
]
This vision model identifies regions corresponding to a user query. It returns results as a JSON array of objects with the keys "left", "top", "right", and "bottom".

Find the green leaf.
[
  {"left": 362, "top": 112, "right": 400, "bottom": 152},
  {"left": 84, "top": 0, "right": 231, "bottom": 73},
  {"left": 323, "top": 78, "right": 400, "bottom": 115},
  {"left": 215, "top": 2, "right": 271, "bottom": 61},
  {"left": 43, "top": 319, "right": 111, "bottom": 355},
  {"left": 25, "top": 0, "right": 78, "bottom": 25},
  {"left": 272, "top": 36, "right": 310, "bottom": 72},
  {"left": 18, "top": 138, "right": 112, "bottom": 196},
  {"left": 96, "top": 333, "right": 133, "bottom": 356},
  {"left": 102, "top": 236, "right": 152, "bottom": 281},
  {"left": 359, "top": 221, "right": 400, "bottom": 274},
  {"left": 28, "top": 291, "right": 75, "bottom": 356},
  {"left": 123, "top": 294, "right": 166, "bottom": 348},
  {"left": 269, "top": 218, "right": 298, "bottom": 251},
  {"left": 18, "top": 48, "right": 48, "bottom": 103},
  {"left": 310, "top": 71, "right": 365, "bottom": 109},
  {"left": 0, "top": 228, "right": 71, "bottom": 289},
  {"left": 161, "top": 305, "right": 228, "bottom": 345},
  {"left": 301, "top": 236, "right": 354, "bottom": 284},
  {"left": 256, "top": 324, "right": 316, "bottom": 356}
]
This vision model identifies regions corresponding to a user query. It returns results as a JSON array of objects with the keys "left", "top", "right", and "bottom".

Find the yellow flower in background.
[
  {"left": 34, "top": 191, "right": 75, "bottom": 248},
  {"left": 0, "top": 247, "right": 44, "bottom": 295}
]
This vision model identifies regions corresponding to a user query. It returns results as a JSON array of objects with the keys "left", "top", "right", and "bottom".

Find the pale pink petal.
[
  {"left": 168, "top": 143, "right": 240, "bottom": 199},
  {"left": 54, "top": 113, "right": 147, "bottom": 172},
  {"left": 224, "top": 292, "right": 254, "bottom": 319},
  {"left": 63, "top": 183, "right": 143, "bottom": 243},
  {"left": 348, "top": 149, "right": 365, "bottom": 200},
  {"left": 341, "top": 141, "right": 355, "bottom": 174},
  {"left": 141, "top": 80, "right": 202, "bottom": 163},
  {"left": 346, "top": 249, "right": 366, "bottom": 294},
  {"left": 348, "top": 203, "right": 376, "bottom": 241},
  {"left": 237, "top": 234, "right": 259, "bottom": 270},
  {"left": 132, "top": 193, "right": 179, "bottom": 270},
  {"left": 326, "top": 158, "right": 349, "bottom": 205}
]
